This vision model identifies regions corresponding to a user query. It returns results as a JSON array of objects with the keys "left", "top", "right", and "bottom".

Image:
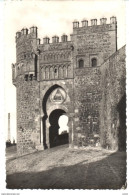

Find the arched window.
[
  {"left": 67, "top": 65, "right": 71, "bottom": 77},
  {"left": 44, "top": 55, "right": 47, "bottom": 61},
  {"left": 49, "top": 54, "right": 52, "bottom": 60},
  {"left": 91, "top": 58, "right": 97, "bottom": 67},
  {"left": 43, "top": 68, "right": 45, "bottom": 80},
  {"left": 78, "top": 59, "right": 84, "bottom": 68},
  {"left": 45, "top": 67, "right": 49, "bottom": 79},
  {"left": 40, "top": 67, "right": 44, "bottom": 80},
  {"left": 63, "top": 66, "right": 67, "bottom": 78},
  {"left": 50, "top": 67, "right": 54, "bottom": 79},
  {"left": 59, "top": 66, "right": 63, "bottom": 78},
  {"left": 54, "top": 67, "right": 58, "bottom": 79}
]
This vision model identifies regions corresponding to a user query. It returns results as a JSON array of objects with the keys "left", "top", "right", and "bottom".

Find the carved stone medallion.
[{"left": 50, "top": 88, "right": 66, "bottom": 104}]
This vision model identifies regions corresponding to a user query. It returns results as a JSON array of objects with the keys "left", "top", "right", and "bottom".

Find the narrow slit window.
[
  {"left": 92, "top": 58, "right": 97, "bottom": 67},
  {"left": 24, "top": 74, "right": 28, "bottom": 81},
  {"left": 54, "top": 67, "right": 58, "bottom": 79},
  {"left": 78, "top": 59, "right": 84, "bottom": 68},
  {"left": 30, "top": 74, "right": 33, "bottom": 81}
]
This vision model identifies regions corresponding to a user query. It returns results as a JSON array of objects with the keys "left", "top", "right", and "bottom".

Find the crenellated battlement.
[
  {"left": 72, "top": 16, "right": 116, "bottom": 28},
  {"left": 15, "top": 26, "right": 70, "bottom": 46},
  {"left": 72, "top": 16, "right": 117, "bottom": 36},
  {"left": 15, "top": 17, "right": 116, "bottom": 46},
  {"left": 16, "top": 26, "right": 38, "bottom": 40},
  {"left": 13, "top": 16, "right": 117, "bottom": 85},
  {"left": 12, "top": 16, "right": 126, "bottom": 157}
]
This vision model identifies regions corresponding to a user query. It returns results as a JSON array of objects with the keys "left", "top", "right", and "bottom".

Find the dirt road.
[{"left": 6, "top": 144, "right": 126, "bottom": 189}]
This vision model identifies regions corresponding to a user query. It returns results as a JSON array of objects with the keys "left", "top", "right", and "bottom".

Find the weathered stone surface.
[
  {"left": 12, "top": 18, "right": 126, "bottom": 156},
  {"left": 100, "top": 46, "right": 126, "bottom": 150}
]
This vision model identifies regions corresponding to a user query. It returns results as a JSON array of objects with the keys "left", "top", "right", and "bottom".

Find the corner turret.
[
  {"left": 110, "top": 16, "right": 117, "bottom": 24},
  {"left": 13, "top": 26, "right": 39, "bottom": 83},
  {"left": 30, "top": 26, "right": 38, "bottom": 38}
]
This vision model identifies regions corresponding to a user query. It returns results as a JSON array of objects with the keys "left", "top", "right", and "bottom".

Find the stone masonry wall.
[
  {"left": 13, "top": 19, "right": 126, "bottom": 156},
  {"left": 71, "top": 22, "right": 117, "bottom": 69},
  {"left": 73, "top": 67, "right": 101, "bottom": 147},
  {"left": 100, "top": 46, "right": 126, "bottom": 150},
  {"left": 72, "top": 20, "right": 117, "bottom": 148},
  {"left": 39, "top": 79, "right": 74, "bottom": 148},
  {"left": 16, "top": 75, "right": 40, "bottom": 156}
]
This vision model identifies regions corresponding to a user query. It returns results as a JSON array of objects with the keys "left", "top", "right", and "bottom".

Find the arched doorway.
[
  {"left": 42, "top": 84, "right": 71, "bottom": 149},
  {"left": 49, "top": 109, "right": 69, "bottom": 148}
]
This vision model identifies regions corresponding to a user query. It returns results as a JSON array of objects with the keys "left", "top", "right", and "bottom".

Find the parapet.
[
  {"left": 16, "top": 26, "right": 38, "bottom": 40},
  {"left": 21, "top": 28, "right": 28, "bottom": 35},
  {"left": 52, "top": 35, "right": 59, "bottom": 43},
  {"left": 91, "top": 19, "right": 97, "bottom": 26},
  {"left": 43, "top": 34, "right": 68, "bottom": 44},
  {"left": 110, "top": 16, "right": 117, "bottom": 24},
  {"left": 43, "top": 36, "right": 50, "bottom": 44},
  {"left": 72, "top": 16, "right": 117, "bottom": 28},
  {"left": 15, "top": 16, "right": 117, "bottom": 45},
  {"left": 100, "top": 18, "right": 107, "bottom": 25},
  {"left": 73, "top": 20, "right": 79, "bottom": 28},
  {"left": 30, "top": 26, "right": 38, "bottom": 34},
  {"left": 81, "top": 20, "right": 88, "bottom": 27},
  {"left": 61, "top": 34, "right": 68, "bottom": 42}
]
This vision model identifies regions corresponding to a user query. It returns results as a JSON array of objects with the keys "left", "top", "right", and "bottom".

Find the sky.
[{"left": 3, "top": 0, "right": 126, "bottom": 142}]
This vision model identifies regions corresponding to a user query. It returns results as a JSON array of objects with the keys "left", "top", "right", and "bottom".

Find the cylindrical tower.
[{"left": 12, "top": 26, "right": 42, "bottom": 156}]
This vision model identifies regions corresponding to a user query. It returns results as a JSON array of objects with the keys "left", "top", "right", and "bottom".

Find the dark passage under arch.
[
  {"left": 42, "top": 84, "right": 63, "bottom": 149},
  {"left": 49, "top": 109, "right": 69, "bottom": 148}
]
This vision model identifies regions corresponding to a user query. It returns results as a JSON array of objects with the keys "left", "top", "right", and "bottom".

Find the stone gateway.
[{"left": 12, "top": 17, "right": 126, "bottom": 156}]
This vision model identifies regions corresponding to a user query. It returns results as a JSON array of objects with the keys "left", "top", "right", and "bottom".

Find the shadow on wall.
[
  {"left": 101, "top": 91, "right": 126, "bottom": 151},
  {"left": 117, "top": 93, "right": 126, "bottom": 151},
  {"left": 6, "top": 151, "right": 126, "bottom": 189}
]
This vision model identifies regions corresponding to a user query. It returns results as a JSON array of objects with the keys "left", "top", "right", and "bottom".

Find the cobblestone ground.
[{"left": 6, "top": 144, "right": 126, "bottom": 189}]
